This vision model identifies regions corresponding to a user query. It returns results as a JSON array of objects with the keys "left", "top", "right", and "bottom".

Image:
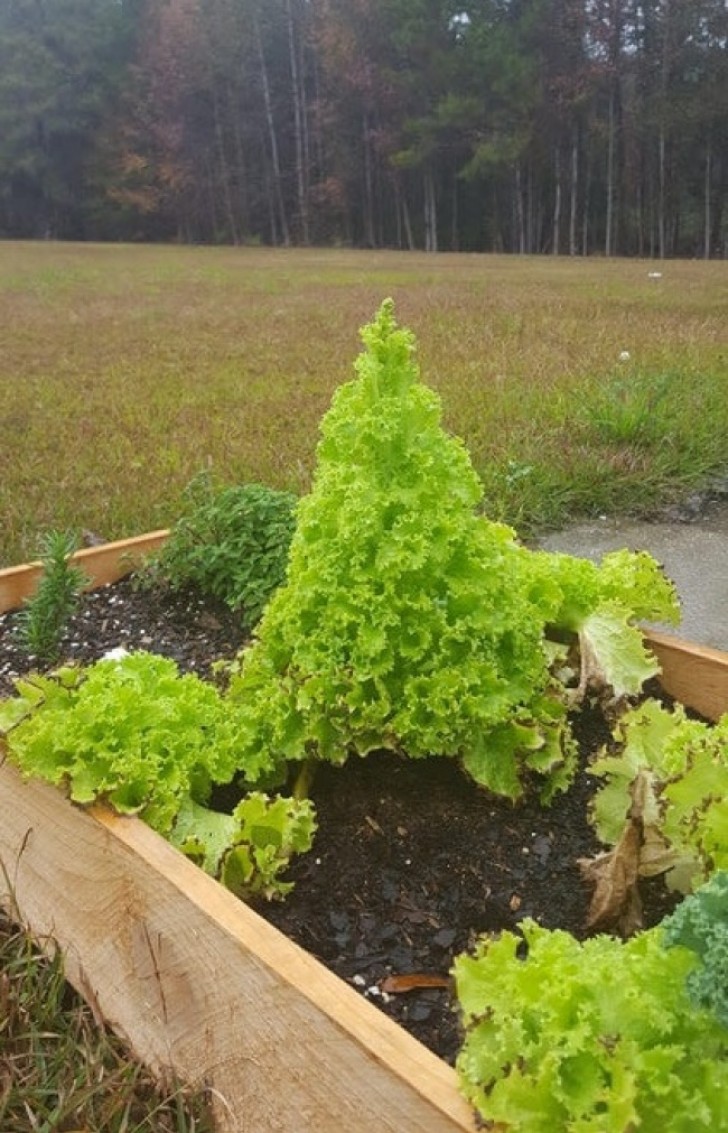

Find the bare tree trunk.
[
  {"left": 657, "top": 0, "right": 671, "bottom": 259},
  {"left": 569, "top": 126, "right": 578, "bottom": 256},
  {"left": 286, "top": 0, "right": 309, "bottom": 244},
  {"left": 362, "top": 113, "right": 375, "bottom": 247},
  {"left": 423, "top": 168, "right": 438, "bottom": 252},
  {"left": 515, "top": 164, "right": 526, "bottom": 253},
  {"left": 451, "top": 169, "right": 459, "bottom": 252},
  {"left": 400, "top": 182, "right": 415, "bottom": 251},
  {"left": 254, "top": 11, "right": 290, "bottom": 246},
  {"left": 658, "top": 126, "right": 666, "bottom": 259},
  {"left": 552, "top": 145, "right": 562, "bottom": 254},
  {"left": 605, "top": 87, "right": 616, "bottom": 256},
  {"left": 582, "top": 149, "right": 590, "bottom": 255},
  {"left": 711, "top": 157, "right": 723, "bottom": 257},
  {"left": 264, "top": 161, "right": 278, "bottom": 245},
  {"left": 704, "top": 141, "right": 712, "bottom": 260},
  {"left": 211, "top": 83, "right": 239, "bottom": 244},
  {"left": 230, "top": 85, "right": 250, "bottom": 238}
]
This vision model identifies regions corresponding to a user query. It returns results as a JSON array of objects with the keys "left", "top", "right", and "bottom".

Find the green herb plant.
[
  {"left": 139, "top": 473, "right": 297, "bottom": 632},
  {"left": 0, "top": 652, "right": 315, "bottom": 901},
  {"left": 16, "top": 529, "right": 89, "bottom": 663},
  {"left": 226, "top": 299, "right": 679, "bottom": 802}
]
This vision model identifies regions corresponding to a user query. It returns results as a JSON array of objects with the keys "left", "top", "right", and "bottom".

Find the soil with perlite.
[{"left": 0, "top": 579, "right": 679, "bottom": 1065}]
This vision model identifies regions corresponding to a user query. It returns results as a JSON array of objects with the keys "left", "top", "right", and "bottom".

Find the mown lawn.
[{"left": 2, "top": 242, "right": 727, "bottom": 566}]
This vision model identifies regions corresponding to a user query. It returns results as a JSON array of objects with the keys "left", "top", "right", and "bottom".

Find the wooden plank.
[
  {"left": 0, "top": 760, "right": 476, "bottom": 1133},
  {"left": 0, "top": 530, "right": 169, "bottom": 613},
  {"left": 646, "top": 630, "right": 728, "bottom": 722}
]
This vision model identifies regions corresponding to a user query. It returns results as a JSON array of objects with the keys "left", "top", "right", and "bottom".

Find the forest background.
[{"left": 1, "top": 0, "right": 726, "bottom": 258}]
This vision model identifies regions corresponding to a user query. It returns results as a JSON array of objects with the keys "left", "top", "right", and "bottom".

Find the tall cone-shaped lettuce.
[{"left": 228, "top": 299, "right": 569, "bottom": 796}]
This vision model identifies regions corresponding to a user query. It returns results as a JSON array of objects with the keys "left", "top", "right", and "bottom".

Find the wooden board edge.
[
  {"left": 0, "top": 530, "right": 170, "bottom": 613},
  {"left": 0, "top": 758, "right": 476, "bottom": 1133},
  {"left": 646, "top": 629, "right": 728, "bottom": 722}
]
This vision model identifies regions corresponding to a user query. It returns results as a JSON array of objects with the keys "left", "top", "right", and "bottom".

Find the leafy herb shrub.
[
  {"left": 227, "top": 300, "right": 678, "bottom": 800},
  {"left": 141, "top": 473, "right": 297, "bottom": 632},
  {"left": 16, "top": 529, "right": 88, "bottom": 663},
  {"left": 0, "top": 653, "right": 315, "bottom": 899},
  {"left": 454, "top": 919, "right": 728, "bottom": 1132},
  {"left": 662, "top": 871, "right": 728, "bottom": 1028}
]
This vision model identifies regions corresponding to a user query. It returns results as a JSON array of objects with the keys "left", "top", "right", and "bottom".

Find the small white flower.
[
  {"left": 102, "top": 646, "right": 130, "bottom": 661},
  {"left": 647, "top": 271, "right": 663, "bottom": 279},
  {"left": 618, "top": 351, "right": 631, "bottom": 362}
]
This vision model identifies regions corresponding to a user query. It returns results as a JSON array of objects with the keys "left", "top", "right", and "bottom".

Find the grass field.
[{"left": 2, "top": 241, "right": 727, "bottom": 567}]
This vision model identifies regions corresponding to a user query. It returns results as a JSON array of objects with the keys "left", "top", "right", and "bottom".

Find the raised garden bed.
[{"left": 1, "top": 534, "right": 728, "bottom": 1133}]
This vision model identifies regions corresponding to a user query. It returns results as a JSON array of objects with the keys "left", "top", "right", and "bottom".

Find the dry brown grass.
[{"left": 2, "top": 242, "right": 727, "bottom": 565}]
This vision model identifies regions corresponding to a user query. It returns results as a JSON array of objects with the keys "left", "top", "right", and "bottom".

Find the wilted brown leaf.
[{"left": 578, "top": 816, "right": 643, "bottom": 937}]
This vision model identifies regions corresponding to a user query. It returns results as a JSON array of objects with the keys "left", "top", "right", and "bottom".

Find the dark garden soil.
[{"left": 0, "top": 579, "right": 680, "bottom": 1066}]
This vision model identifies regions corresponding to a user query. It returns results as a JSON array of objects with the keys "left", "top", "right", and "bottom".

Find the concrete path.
[{"left": 538, "top": 502, "right": 728, "bottom": 653}]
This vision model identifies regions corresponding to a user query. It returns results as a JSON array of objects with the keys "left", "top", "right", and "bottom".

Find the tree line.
[{"left": 1, "top": 0, "right": 726, "bottom": 256}]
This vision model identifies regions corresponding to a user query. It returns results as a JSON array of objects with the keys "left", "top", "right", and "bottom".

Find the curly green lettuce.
[
  {"left": 226, "top": 299, "right": 678, "bottom": 801},
  {"left": 454, "top": 919, "right": 728, "bottom": 1132},
  {"left": 0, "top": 652, "right": 314, "bottom": 898},
  {"left": 587, "top": 699, "right": 728, "bottom": 896}
]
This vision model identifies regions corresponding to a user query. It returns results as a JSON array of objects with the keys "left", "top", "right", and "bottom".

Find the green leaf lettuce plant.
[
  {"left": 453, "top": 917, "right": 728, "bottom": 1133},
  {"left": 585, "top": 699, "right": 728, "bottom": 897},
  {"left": 0, "top": 653, "right": 315, "bottom": 900},
  {"left": 227, "top": 299, "right": 679, "bottom": 801}
]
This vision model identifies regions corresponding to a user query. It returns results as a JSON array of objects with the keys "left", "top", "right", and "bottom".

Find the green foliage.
[
  {"left": 523, "top": 547, "right": 679, "bottom": 698},
  {"left": 226, "top": 300, "right": 680, "bottom": 801},
  {"left": 140, "top": 473, "right": 298, "bottom": 632},
  {"left": 453, "top": 919, "right": 728, "bottom": 1133},
  {"left": 0, "top": 0, "right": 134, "bottom": 239},
  {"left": 227, "top": 299, "right": 570, "bottom": 798},
  {"left": 171, "top": 792, "right": 316, "bottom": 901},
  {"left": 589, "top": 699, "right": 728, "bottom": 892},
  {"left": 579, "top": 371, "right": 680, "bottom": 448},
  {"left": 16, "top": 530, "right": 89, "bottom": 663},
  {"left": 663, "top": 871, "right": 728, "bottom": 1029},
  {"left": 0, "top": 652, "right": 313, "bottom": 898}
]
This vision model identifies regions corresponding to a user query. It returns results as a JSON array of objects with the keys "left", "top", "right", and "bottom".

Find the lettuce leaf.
[
  {"left": 585, "top": 700, "right": 728, "bottom": 913},
  {"left": 454, "top": 919, "right": 728, "bottom": 1132},
  {"left": 227, "top": 300, "right": 674, "bottom": 801},
  {"left": 1, "top": 652, "right": 309, "bottom": 897},
  {"left": 170, "top": 792, "right": 316, "bottom": 900}
]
